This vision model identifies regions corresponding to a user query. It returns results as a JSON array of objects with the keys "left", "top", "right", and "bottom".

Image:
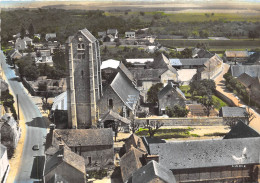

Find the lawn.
[
  {"left": 135, "top": 127, "right": 199, "bottom": 139},
  {"left": 179, "top": 85, "right": 227, "bottom": 110}
]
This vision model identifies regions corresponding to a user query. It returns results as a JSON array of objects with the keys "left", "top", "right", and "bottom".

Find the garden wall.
[{"left": 135, "top": 117, "right": 224, "bottom": 126}]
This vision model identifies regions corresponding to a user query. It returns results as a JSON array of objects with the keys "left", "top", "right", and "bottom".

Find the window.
[
  {"left": 108, "top": 99, "right": 113, "bottom": 109},
  {"left": 81, "top": 70, "right": 84, "bottom": 78},
  {"left": 78, "top": 44, "right": 81, "bottom": 49},
  {"left": 88, "top": 157, "right": 92, "bottom": 164},
  {"left": 82, "top": 44, "right": 85, "bottom": 49}
]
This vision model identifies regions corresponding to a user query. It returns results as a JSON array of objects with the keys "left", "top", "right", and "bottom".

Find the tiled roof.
[
  {"left": 129, "top": 68, "right": 167, "bottom": 81},
  {"left": 194, "top": 49, "right": 214, "bottom": 58},
  {"left": 120, "top": 146, "right": 145, "bottom": 183},
  {"left": 225, "top": 50, "right": 249, "bottom": 58},
  {"left": 125, "top": 134, "right": 147, "bottom": 153},
  {"left": 224, "top": 121, "right": 260, "bottom": 139},
  {"left": 220, "top": 107, "right": 247, "bottom": 118},
  {"left": 44, "top": 146, "right": 85, "bottom": 175},
  {"left": 237, "top": 73, "right": 255, "bottom": 88},
  {"left": 149, "top": 137, "right": 260, "bottom": 170},
  {"left": 131, "top": 160, "right": 176, "bottom": 183},
  {"left": 231, "top": 65, "right": 260, "bottom": 77},
  {"left": 54, "top": 128, "right": 113, "bottom": 147},
  {"left": 111, "top": 72, "right": 139, "bottom": 110},
  {"left": 100, "top": 110, "right": 131, "bottom": 125},
  {"left": 158, "top": 82, "right": 186, "bottom": 100}
]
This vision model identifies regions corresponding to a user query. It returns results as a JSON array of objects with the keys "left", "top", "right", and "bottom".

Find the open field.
[{"left": 158, "top": 39, "right": 260, "bottom": 49}]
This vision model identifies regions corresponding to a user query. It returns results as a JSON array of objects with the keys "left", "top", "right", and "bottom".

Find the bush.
[{"left": 88, "top": 169, "right": 108, "bottom": 179}]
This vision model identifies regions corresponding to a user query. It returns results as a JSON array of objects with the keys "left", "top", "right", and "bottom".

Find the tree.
[
  {"left": 140, "top": 11, "right": 145, "bottom": 16},
  {"left": 53, "top": 48, "right": 66, "bottom": 72},
  {"left": 166, "top": 105, "right": 189, "bottom": 117},
  {"left": 20, "top": 26, "right": 26, "bottom": 39},
  {"left": 147, "top": 83, "right": 163, "bottom": 104},
  {"left": 38, "top": 82, "right": 51, "bottom": 104},
  {"left": 143, "top": 120, "right": 164, "bottom": 138},
  {"left": 28, "top": 23, "right": 35, "bottom": 38},
  {"left": 248, "top": 30, "right": 259, "bottom": 40},
  {"left": 130, "top": 119, "right": 140, "bottom": 134},
  {"left": 199, "top": 94, "right": 214, "bottom": 117},
  {"left": 189, "top": 79, "right": 216, "bottom": 98},
  {"left": 16, "top": 55, "right": 39, "bottom": 80}
]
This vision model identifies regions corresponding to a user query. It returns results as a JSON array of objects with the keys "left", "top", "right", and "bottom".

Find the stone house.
[
  {"left": 192, "top": 48, "right": 214, "bottom": 58},
  {"left": 149, "top": 137, "right": 260, "bottom": 183},
  {"left": 224, "top": 50, "right": 249, "bottom": 63},
  {"left": 158, "top": 82, "right": 186, "bottom": 115},
  {"left": 219, "top": 106, "right": 248, "bottom": 125},
  {"left": 45, "top": 127, "right": 114, "bottom": 171},
  {"left": 120, "top": 146, "right": 146, "bottom": 183},
  {"left": 0, "top": 114, "right": 21, "bottom": 155},
  {"left": 130, "top": 160, "right": 176, "bottom": 183},
  {"left": 0, "top": 144, "right": 9, "bottom": 183},
  {"left": 45, "top": 33, "right": 57, "bottom": 41},
  {"left": 125, "top": 32, "right": 135, "bottom": 38},
  {"left": 98, "top": 72, "right": 139, "bottom": 119},
  {"left": 107, "top": 29, "right": 118, "bottom": 39},
  {"left": 44, "top": 144, "right": 86, "bottom": 183}
]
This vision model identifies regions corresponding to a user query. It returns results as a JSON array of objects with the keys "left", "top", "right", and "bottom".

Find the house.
[
  {"left": 0, "top": 114, "right": 21, "bottom": 155},
  {"left": 192, "top": 48, "right": 214, "bottom": 58},
  {"left": 45, "top": 126, "right": 114, "bottom": 170},
  {"left": 231, "top": 65, "right": 260, "bottom": 77},
  {"left": 187, "top": 104, "right": 218, "bottom": 117},
  {"left": 170, "top": 58, "right": 208, "bottom": 69},
  {"left": 44, "top": 144, "right": 87, "bottom": 183},
  {"left": 219, "top": 106, "right": 248, "bottom": 124},
  {"left": 125, "top": 32, "right": 135, "bottom": 38},
  {"left": 158, "top": 82, "right": 186, "bottom": 115},
  {"left": 37, "top": 49, "right": 51, "bottom": 57},
  {"left": 107, "top": 29, "right": 118, "bottom": 39},
  {"left": 146, "top": 46, "right": 157, "bottom": 53},
  {"left": 124, "top": 134, "right": 147, "bottom": 153},
  {"left": 130, "top": 160, "right": 176, "bottom": 183},
  {"left": 120, "top": 146, "right": 146, "bottom": 183},
  {"left": 237, "top": 73, "right": 255, "bottom": 88},
  {"left": 223, "top": 121, "right": 260, "bottom": 139},
  {"left": 0, "top": 144, "right": 9, "bottom": 183},
  {"left": 197, "top": 54, "right": 223, "bottom": 80},
  {"left": 149, "top": 137, "right": 260, "bottom": 183},
  {"left": 35, "top": 56, "right": 53, "bottom": 66},
  {"left": 104, "top": 34, "right": 115, "bottom": 42},
  {"left": 98, "top": 72, "right": 139, "bottom": 118},
  {"left": 8, "top": 49, "right": 22, "bottom": 60},
  {"left": 15, "top": 37, "right": 33, "bottom": 50},
  {"left": 100, "top": 110, "right": 131, "bottom": 132},
  {"left": 224, "top": 50, "right": 249, "bottom": 62},
  {"left": 45, "top": 33, "right": 57, "bottom": 41}
]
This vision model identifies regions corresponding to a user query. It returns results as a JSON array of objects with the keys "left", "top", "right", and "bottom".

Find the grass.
[
  {"left": 135, "top": 128, "right": 200, "bottom": 139},
  {"left": 204, "top": 132, "right": 227, "bottom": 137},
  {"left": 212, "top": 95, "right": 228, "bottom": 110}
]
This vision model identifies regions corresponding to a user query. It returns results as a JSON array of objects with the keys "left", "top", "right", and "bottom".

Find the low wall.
[
  {"left": 214, "top": 90, "right": 236, "bottom": 107},
  {"left": 135, "top": 117, "right": 224, "bottom": 126}
]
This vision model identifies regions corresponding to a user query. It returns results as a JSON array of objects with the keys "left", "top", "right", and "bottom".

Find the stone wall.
[
  {"left": 135, "top": 117, "right": 224, "bottom": 126},
  {"left": 214, "top": 90, "right": 236, "bottom": 107}
]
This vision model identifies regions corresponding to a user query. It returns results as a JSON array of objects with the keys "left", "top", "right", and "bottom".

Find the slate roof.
[
  {"left": 120, "top": 146, "right": 145, "bottom": 183},
  {"left": 125, "top": 134, "right": 147, "bottom": 153},
  {"left": 0, "top": 144, "right": 7, "bottom": 159},
  {"left": 223, "top": 121, "right": 260, "bottom": 139},
  {"left": 100, "top": 110, "right": 131, "bottom": 125},
  {"left": 231, "top": 65, "right": 260, "bottom": 77},
  {"left": 237, "top": 73, "right": 255, "bottom": 88},
  {"left": 149, "top": 137, "right": 260, "bottom": 170},
  {"left": 131, "top": 160, "right": 176, "bottom": 183},
  {"left": 225, "top": 50, "right": 249, "bottom": 58},
  {"left": 220, "top": 107, "right": 247, "bottom": 118},
  {"left": 170, "top": 58, "right": 208, "bottom": 66},
  {"left": 193, "top": 48, "right": 214, "bottom": 58},
  {"left": 54, "top": 128, "right": 113, "bottom": 147},
  {"left": 158, "top": 82, "right": 186, "bottom": 100},
  {"left": 80, "top": 28, "right": 97, "bottom": 43},
  {"left": 44, "top": 145, "right": 85, "bottom": 176},
  {"left": 141, "top": 137, "right": 166, "bottom": 154},
  {"left": 151, "top": 54, "right": 178, "bottom": 74},
  {"left": 118, "top": 63, "right": 135, "bottom": 82},
  {"left": 129, "top": 68, "right": 167, "bottom": 81},
  {"left": 111, "top": 72, "right": 139, "bottom": 110}
]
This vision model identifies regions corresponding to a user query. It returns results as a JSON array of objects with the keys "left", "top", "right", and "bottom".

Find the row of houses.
[{"left": 119, "top": 120, "right": 260, "bottom": 183}]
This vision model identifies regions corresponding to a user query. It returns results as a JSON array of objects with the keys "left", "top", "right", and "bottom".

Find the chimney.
[{"left": 49, "top": 124, "right": 56, "bottom": 134}]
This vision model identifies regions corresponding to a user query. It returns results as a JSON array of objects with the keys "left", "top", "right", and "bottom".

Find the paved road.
[{"left": 0, "top": 51, "right": 47, "bottom": 183}]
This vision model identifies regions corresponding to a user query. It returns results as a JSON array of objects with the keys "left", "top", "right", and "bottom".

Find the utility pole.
[{"left": 16, "top": 94, "right": 20, "bottom": 120}]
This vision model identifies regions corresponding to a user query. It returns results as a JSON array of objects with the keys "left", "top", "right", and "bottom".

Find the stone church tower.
[{"left": 65, "top": 28, "right": 102, "bottom": 129}]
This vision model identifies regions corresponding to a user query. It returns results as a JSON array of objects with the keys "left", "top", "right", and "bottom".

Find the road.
[
  {"left": 214, "top": 63, "right": 260, "bottom": 132},
  {"left": 0, "top": 51, "right": 47, "bottom": 183}
]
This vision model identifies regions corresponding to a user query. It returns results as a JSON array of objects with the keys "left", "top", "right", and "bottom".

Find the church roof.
[{"left": 80, "top": 28, "right": 97, "bottom": 43}]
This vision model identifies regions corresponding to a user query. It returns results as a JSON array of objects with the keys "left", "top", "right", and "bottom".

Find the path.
[{"left": 214, "top": 63, "right": 260, "bottom": 132}]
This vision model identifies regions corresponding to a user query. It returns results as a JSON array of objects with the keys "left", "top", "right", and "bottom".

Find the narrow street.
[
  {"left": 0, "top": 51, "right": 47, "bottom": 182},
  {"left": 214, "top": 63, "right": 260, "bottom": 132}
]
